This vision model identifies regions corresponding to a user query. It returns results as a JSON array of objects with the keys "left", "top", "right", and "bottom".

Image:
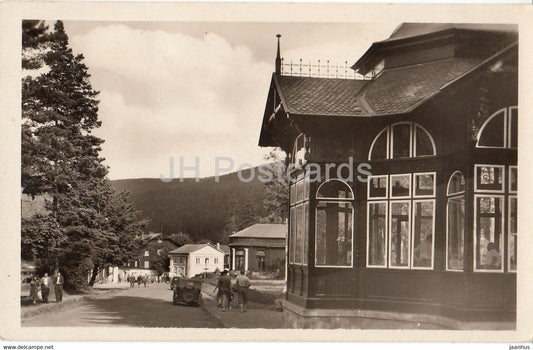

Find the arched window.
[
  {"left": 315, "top": 179, "right": 353, "bottom": 267},
  {"left": 446, "top": 171, "right": 465, "bottom": 271},
  {"left": 369, "top": 122, "right": 436, "bottom": 160},
  {"left": 476, "top": 106, "right": 518, "bottom": 149},
  {"left": 292, "top": 133, "right": 306, "bottom": 166}
]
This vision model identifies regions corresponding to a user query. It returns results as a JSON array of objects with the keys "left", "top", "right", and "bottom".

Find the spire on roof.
[{"left": 275, "top": 34, "right": 282, "bottom": 74}]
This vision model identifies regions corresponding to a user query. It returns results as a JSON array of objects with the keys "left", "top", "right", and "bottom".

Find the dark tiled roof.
[
  {"left": 275, "top": 75, "right": 369, "bottom": 117},
  {"left": 229, "top": 224, "right": 287, "bottom": 239},
  {"left": 384, "top": 23, "right": 517, "bottom": 43},
  {"left": 363, "top": 58, "right": 482, "bottom": 115},
  {"left": 274, "top": 58, "right": 481, "bottom": 117}
]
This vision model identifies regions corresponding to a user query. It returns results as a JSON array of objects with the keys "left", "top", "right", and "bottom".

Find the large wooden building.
[{"left": 258, "top": 23, "right": 518, "bottom": 329}]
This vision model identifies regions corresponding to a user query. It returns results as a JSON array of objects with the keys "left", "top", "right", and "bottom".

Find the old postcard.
[{"left": 1, "top": 1, "right": 532, "bottom": 343}]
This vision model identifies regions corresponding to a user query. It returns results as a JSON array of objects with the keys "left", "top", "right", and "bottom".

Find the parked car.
[
  {"left": 172, "top": 278, "right": 202, "bottom": 306},
  {"left": 21, "top": 276, "right": 33, "bottom": 296}
]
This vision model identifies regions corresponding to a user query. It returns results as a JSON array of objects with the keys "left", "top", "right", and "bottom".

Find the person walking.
[
  {"left": 54, "top": 272, "right": 64, "bottom": 302},
  {"left": 137, "top": 275, "right": 141, "bottom": 288},
  {"left": 214, "top": 270, "right": 232, "bottom": 312},
  {"left": 236, "top": 270, "right": 251, "bottom": 312},
  {"left": 40, "top": 273, "right": 50, "bottom": 303},
  {"left": 30, "top": 276, "right": 40, "bottom": 304}
]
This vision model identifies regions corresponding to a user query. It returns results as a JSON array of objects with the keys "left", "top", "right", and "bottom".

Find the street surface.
[{"left": 22, "top": 283, "right": 225, "bottom": 328}]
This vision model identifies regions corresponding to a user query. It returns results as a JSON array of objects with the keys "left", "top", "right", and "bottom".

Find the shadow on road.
[{"left": 78, "top": 295, "right": 225, "bottom": 328}]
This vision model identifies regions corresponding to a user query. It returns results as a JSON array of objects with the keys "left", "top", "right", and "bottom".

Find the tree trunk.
[{"left": 88, "top": 265, "right": 100, "bottom": 287}]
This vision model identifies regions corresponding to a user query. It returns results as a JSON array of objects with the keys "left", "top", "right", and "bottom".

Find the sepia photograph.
[{"left": 1, "top": 1, "right": 532, "bottom": 345}]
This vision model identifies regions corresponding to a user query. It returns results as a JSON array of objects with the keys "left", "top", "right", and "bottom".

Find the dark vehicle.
[{"left": 172, "top": 278, "right": 202, "bottom": 306}]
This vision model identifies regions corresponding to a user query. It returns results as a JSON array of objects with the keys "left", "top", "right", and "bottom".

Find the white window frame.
[
  {"left": 508, "top": 165, "right": 517, "bottom": 194},
  {"left": 369, "top": 122, "right": 436, "bottom": 160},
  {"left": 144, "top": 261, "right": 150, "bottom": 269},
  {"left": 292, "top": 133, "right": 306, "bottom": 167},
  {"left": 195, "top": 257, "right": 200, "bottom": 264},
  {"left": 390, "top": 173, "right": 412, "bottom": 199},
  {"left": 476, "top": 107, "right": 507, "bottom": 149},
  {"left": 446, "top": 171, "right": 466, "bottom": 271},
  {"left": 413, "top": 172, "right": 436, "bottom": 198},
  {"left": 474, "top": 164, "right": 505, "bottom": 193},
  {"left": 411, "top": 199, "right": 436, "bottom": 270},
  {"left": 302, "top": 201, "right": 309, "bottom": 266},
  {"left": 368, "top": 126, "right": 390, "bottom": 160},
  {"left": 388, "top": 200, "right": 412, "bottom": 269},
  {"left": 508, "top": 195, "right": 517, "bottom": 273},
  {"left": 508, "top": 106, "right": 518, "bottom": 149},
  {"left": 366, "top": 200, "right": 388, "bottom": 268},
  {"left": 314, "top": 200, "right": 354, "bottom": 268},
  {"left": 447, "top": 170, "right": 466, "bottom": 196},
  {"left": 413, "top": 124, "right": 437, "bottom": 157},
  {"left": 473, "top": 194, "right": 505, "bottom": 273},
  {"left": 316, "top": 179, "right": 354, "bottom": 200},
  {"left": 144, "top": 250, "right": 149, "bottom": 257},
  {"left": 367, "top": 175, "right": 389, "bottom": 200},
  {"left": 390, "top": 122, "right": 413, "bottom": 159},
  {"left": 293, "top": 202, "right": 305, "bottom": 266},
  {"left": 446, "top": 194, "right": 466, "bottom": 272}
]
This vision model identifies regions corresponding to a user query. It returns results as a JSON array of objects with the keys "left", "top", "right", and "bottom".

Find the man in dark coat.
[
  {"left": 214, "top": 270, "right": 232, "bottom": 312},
  {"left": 54, "top": 272, "right": 65, "bottom": 302}
]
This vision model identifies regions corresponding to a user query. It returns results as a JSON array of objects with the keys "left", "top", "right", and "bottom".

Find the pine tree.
[
  {"left": 21, "top": 20, "right": 146, "bottom": 290},
  {"left": 260, "top": 149, "right": 289, "bottom": 223}
]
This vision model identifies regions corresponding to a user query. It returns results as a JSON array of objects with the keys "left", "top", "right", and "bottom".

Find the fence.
[{"left": 280, "top": 58, "right": 366, "bottom": 80}]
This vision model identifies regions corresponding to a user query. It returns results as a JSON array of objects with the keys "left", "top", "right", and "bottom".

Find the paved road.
[{"left": 22, "top": 283, "right": 225, "bottom": 328}]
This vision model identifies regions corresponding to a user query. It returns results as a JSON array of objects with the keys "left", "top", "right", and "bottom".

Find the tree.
[
  {"left": 21, "top": 20, "right": 147, "bottom": 290},
  {"left": 260, "top": 149, "right": 289, "bottom": 223}
]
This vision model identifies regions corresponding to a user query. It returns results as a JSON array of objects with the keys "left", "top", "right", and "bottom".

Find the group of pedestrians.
[
  {"left": 214, "top": 270, "right": 251, "bottom": 312},
  {"left": 127, "top": 274, "right": 152, "bottom": 288},
  {"left": 29, "top": 271, "right": 64, "bottom": 304}
]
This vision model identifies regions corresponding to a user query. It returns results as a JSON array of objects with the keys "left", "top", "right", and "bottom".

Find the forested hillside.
[{"left": 110, "top": 168, "right": 268, "bottom": 243}]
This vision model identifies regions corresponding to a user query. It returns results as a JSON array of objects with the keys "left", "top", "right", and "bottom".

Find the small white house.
[{"left": 168, "top": 244, "right": 225, "bottom": 278}]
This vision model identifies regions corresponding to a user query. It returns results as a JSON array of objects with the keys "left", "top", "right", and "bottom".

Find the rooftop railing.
[{"left": 280, "top": 58, "right": 367, "bottom": 80}]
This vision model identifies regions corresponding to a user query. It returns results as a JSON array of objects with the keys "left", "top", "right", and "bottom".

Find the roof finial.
[{"left": 275, "top": 34, "right": 282, "bottom": 74}]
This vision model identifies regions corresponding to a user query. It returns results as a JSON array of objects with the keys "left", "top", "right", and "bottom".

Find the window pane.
[
  {"left": 476, "top": 196, "right": 503, "bottom": 270},
  {"left": 510, "top": 167, "right": 517, "bottom": 192},
  {"left": 290, "top": 184, "right": 296, "bottom": 205},
  {"left": 448, "top": 172, "right": 465, "bottom": 195},
  {"left": 315, "top": 202, "right": 352, "bottom": 266},
  {"left": 476, "top": 165, "right": 504, "bottom": 192},
  {"left": 293, "top": 134, "right": 306, "bottom": 165},
  {"left": 509, "top": 107, "right": 517, "bottom": 149},
  {"left": 296, "top": 180, "right": 304, "bottom": 202},
  {"left": 509, "top": 196, "right": 517, "bottom": 271},
  {"left": 294, "top": 204, "right": 304, "bottom": 264},
  {"left": 414, "top": 173, "right": 434, "bottom": 197},
  {"left": 304, "top": 177, "right": 310, "bottom": 200},
  {"left": 478, "top": 110, "right": 505, "bottom": 147},
  {"left": 412, "top": 201, "right": 434, "bottom": 268},
  {"left": 289, "top": 207, "right": 296, "bottom": 264},
  {"left": 368, "top": 202, "right": 387, "bottom": 266},
  {"left": 390, "top": 174, "right": 411, "bottom": 198},
  {"left": 317, "top": 179, "right": 354, "bottom": 199},
  {"left": 370, "top": 129, "right": 388, "bottom": 160},
  {"left": 369, "top": 176, "right": 388, "bottom": 199},
  {"left": 415, "top": 126, "right": 434, "bottom": 156},
  {"left": 392, "top": 124, "right": 411, "bottom": 158},
  {"left": 390, "top": 201, "right": 410, "bottom": 267},
  {"left": 447, "top": 197, "right": 465, "bottom": 271},
  {"left": 303, "top": 202, "right": 309, "bottom": 265}
]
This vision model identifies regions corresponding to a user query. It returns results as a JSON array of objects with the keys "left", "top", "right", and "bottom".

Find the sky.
[{"left": 62, "top": 21, "right": 398, "bottom": 180}]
